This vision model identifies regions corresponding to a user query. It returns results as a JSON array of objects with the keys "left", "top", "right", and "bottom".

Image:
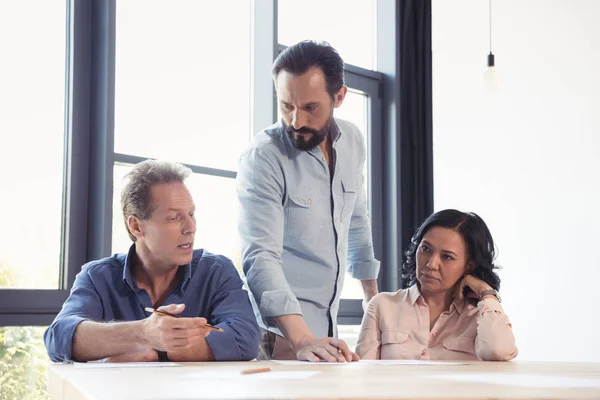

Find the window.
[
  {"left": 277, "top": 0, "right": 377, "bottom": 70},
  {"left": 0, "top": 1, "right": 66, "bottom": 290},
  {"left": 1, "top": 0, "right": 395, "bottom": 338},
  {"left": 114, "top": 0, "right": 252, "bottom": 171},
  {"left": 112, "top": 1, "right": 251, "bottom": 268}
]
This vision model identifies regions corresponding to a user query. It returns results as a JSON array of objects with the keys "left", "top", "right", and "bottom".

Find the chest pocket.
[
  {"left": 340, "top": 179, "right": 359, "bottom": 221},
  {"left": 285, "top": 192, "right": 324, "bottom": 241},
  {"left": 381, "top": 330, "right": 420, "bottom": 359},
  {"left": 442, "top": 337, "right": 476, "bottom": 358}
]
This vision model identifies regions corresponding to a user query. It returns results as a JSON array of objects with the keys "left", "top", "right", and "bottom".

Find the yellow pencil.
[
  {"left": 144, "top": 307, "right": 224, "bottom": 332},
  {"left": 241, "top": 367, "right": 271, "bottom": 375}
]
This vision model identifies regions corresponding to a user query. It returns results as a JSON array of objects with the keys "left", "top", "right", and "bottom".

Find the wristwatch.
[
  {"left": 157, "top": 350, "right": 169, "bottom": 362},
  {"left": 479, "top": 289, "right": 501, "bottom": 303}
]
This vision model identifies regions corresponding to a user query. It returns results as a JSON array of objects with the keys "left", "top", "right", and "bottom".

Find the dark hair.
[
  {"left": 121, "top": 159, "right": 191, "bottom": 241},
  {"left": 272, "top": 40, "right": 345, "bottom": 99},
  {"left": 401, "top": 209, "right": 501, "bottom": 298}
]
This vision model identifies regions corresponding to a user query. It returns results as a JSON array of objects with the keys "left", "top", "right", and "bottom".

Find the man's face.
[
  {"left": 275, "top": 67, "right": 346, "bottom": 151},
  {"left": 133, "top": 182, "right": 196, "bottom": 269}
]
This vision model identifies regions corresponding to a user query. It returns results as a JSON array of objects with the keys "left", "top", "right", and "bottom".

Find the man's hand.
[
  {"left": 106, "top": 348, "right": 158, "bottom": 363},
  {"left": 294, "top": 337, "right": 359, "bottom": 363},
  {"left": 141, "top": 304, "right": 210, "bottom": 352}
]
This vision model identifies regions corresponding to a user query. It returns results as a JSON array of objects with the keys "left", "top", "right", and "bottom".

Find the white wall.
[{"left": 432, "top": 0, "right": 600, "bottom": 361}]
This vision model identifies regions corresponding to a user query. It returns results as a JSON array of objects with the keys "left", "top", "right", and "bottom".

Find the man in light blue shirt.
[{"left": 237, "top": 41, "right": 380, "bottom": 362}]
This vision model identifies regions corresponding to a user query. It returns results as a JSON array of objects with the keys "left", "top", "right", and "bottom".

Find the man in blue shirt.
[
  {"left": 44, "top": 160, "right": 259, "bottom": 362},
  {"left": 237, "top": 41, "right": 380, "bottom": 362}
]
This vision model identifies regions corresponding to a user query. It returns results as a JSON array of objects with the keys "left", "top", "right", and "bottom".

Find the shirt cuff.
[
  {"left": 259, "top": 290, "right": 302, "bottom": 324},
  {"left": 477, "top": 297, "right": 505, "bottom": 313},
  {"left": 205, "top": 324, "right": 242, "bottom": 361},
  {"left": 48, "top": 315, "right": 87, "bottom": 362},
  {"left": 348, "top": 260, "right": 380, "bottom": 280}
]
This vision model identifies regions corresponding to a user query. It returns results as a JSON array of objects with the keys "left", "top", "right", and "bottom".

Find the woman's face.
[{"left": 416, "top": 226, "right": 471, "bottom": 295}]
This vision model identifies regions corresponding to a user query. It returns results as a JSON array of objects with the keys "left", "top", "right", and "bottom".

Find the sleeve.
[
  {"left": 204, "top": 258, "right": 260, "bottom": 361},
  {"left": 355, "top": 295, "right": 382, "bottom": 359},
  {"left": 474, "top": 298, "right": 518, "bottom": 361},
  {"left": 43, "top": 266, "right": 103, "bottom": 362},
  {"left": 347, "top": 130, "right": 380, "bottom": 281},
  {"left": 236, "top": 147, "right": 303, "bottom": 327}
]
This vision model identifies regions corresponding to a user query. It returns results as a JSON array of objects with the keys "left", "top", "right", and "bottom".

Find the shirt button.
[
  {"left": 322, "top": 157, "right": 326, "bottom": 161},
  {"left": 307, "top": 198, "right": 312, "bottom": 205}
]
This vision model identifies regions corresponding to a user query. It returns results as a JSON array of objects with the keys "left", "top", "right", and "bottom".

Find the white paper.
[
  {"left": 358, "top": 359, "right": 464, "bottom": 366},
  {"left": 427, "top": 373, "right": 600, "bottom": 388},
  {"left": 271, "top": 360, "right": 354, "bottom": 366},
  {"left": 73, "top": 361, "right": 182, "bottom": 368},
  {"left": 180, "top": 369, "right": 320, "bottom": 380}
]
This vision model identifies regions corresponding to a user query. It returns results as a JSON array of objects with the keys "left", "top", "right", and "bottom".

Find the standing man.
[
  {"left": 45, "top": 160, "right": 259, "bottom": 363},
  {"left": 237, "top": 40, "right": 380, "bottom": 362}
]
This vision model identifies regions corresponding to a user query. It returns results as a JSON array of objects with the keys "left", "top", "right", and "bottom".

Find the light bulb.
[{"left": 483, "top": 53, "right": 499, "bottom": 93}]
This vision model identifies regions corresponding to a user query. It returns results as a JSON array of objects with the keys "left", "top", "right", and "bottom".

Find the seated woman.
[{"left": 356, "top": 209, "right": 517, "bottom": 361}]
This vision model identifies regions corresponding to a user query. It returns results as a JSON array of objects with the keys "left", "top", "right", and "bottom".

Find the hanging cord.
[
  {"left": 487, "top": 0, "right": 495, "bottom": 67},
  {"left": 489, "top": 0, "right": 492, "bottom": 53}
]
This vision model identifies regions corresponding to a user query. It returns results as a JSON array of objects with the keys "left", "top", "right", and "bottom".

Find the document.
[
  {"left": 180, "top": 369, "right": 320, "bottom": 380},
  {"left": 426, "top": 373, "right": 600, "bottom": 388},
  {"left": 358, "top": 359, "right": 465, "bottom": 366},
  {"left": 73, "top": 362, "right": 182, "bottom": 368}
]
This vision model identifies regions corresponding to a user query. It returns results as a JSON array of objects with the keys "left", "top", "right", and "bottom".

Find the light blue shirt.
[{"left": 237, "top": 118, "right": 380, "bottom": 338}]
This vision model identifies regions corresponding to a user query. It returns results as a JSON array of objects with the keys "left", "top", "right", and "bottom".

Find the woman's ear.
[{"left": 466, "top": 260, "right": 476, "bottom": 274}]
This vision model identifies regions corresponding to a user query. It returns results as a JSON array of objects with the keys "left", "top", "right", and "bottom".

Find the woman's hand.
[{"left": 455, "top": 275, "right": 494, "bottom": 302}]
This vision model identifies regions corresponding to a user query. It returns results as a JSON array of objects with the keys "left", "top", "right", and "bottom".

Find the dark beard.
[{"left": 285, "top": 115, "right": 334, "bottom": 151}]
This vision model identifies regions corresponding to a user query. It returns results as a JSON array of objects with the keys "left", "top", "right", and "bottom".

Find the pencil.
[
  {"left": 240, "top": 367, "right": 271, "bottom": 375},
  {"left": 143, "top": 307, "right": 224, "bottom": 332}
]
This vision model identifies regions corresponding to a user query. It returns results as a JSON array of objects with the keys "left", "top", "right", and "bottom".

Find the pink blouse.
[{"left": 356, "top": 285, "right": 518, "bottom": 361}]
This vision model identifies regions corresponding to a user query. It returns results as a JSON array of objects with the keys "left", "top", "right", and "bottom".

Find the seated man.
[{"left": 44, "top": 160, "right": 259, "bottom": 362}]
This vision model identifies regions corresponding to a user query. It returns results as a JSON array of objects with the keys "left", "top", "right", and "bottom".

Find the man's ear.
[
  {"left": 127, "top": 215, "right": 144, "bottom": 240},
  {"left": 333, "top": 85, "right": 348, "bottom": 108}
]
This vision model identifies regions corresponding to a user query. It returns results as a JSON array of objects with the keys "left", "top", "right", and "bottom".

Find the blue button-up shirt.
[
  {"left": 44, "top": 245, "right": 259, "bottom": 362},
  {"left": 237, "top": 118, "right": 380, "bottom": 338}
]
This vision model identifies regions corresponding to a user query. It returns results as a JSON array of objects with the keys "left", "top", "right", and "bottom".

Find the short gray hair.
[{"left": 121, "top": 159, "right": 192, "bottom": 241}]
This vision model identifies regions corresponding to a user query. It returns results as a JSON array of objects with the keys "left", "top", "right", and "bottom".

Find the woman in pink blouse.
[{"left": 356, "top": 209, "right": 517, "bottom": 361}]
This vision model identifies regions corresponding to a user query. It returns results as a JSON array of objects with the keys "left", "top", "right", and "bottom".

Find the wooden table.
[{"left": 47, "top": 360, "right": 600, "bottom": 400}]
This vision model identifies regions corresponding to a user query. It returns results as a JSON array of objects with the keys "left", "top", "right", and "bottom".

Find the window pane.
[
  {"left": 0, "top": 326, "right": 49, "bottom": 400},
  {"left": 114, "top": 1, "right": 252, "bottom": 171},
  {"left": 0, "top": 2, "right": 66, "bottom": 289},
  {"left": 278, "top": 0, "right": 376, "bottom": 69},
  {"left": 112, "top": 165, "right": 242, "bottom": 273},
  {"left": 335, "top": 89, "right": 370, "bottom": 300}
]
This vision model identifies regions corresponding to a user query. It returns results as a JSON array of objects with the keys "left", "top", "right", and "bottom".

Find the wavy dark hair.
[
  {"left": 401, "top": 209, "right": 501, "bottom": 301},
  {"left": 272, "top": 40, "right": 345, "bottom": 99}
]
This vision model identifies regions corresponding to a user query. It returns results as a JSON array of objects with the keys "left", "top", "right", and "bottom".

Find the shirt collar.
[
  {"left": 123, "top": 243, "right": 140, "bottom": 292},
  {"left": 330, "top": 119, "right": 342, "bottom": 144},
  {"left": 450, "top": 296, "right": 465, "bottom": 315},
  {"left": 122, "top": 243, "right": 193, "bottom": 293},
  {"left": 408, "top": 284, "right": 422, "bottom": 305}
]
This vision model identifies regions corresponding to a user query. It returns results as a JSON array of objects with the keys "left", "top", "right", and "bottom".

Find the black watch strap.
[{"left": 157, "top": 350, "right": 169, "bottom": 362}]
